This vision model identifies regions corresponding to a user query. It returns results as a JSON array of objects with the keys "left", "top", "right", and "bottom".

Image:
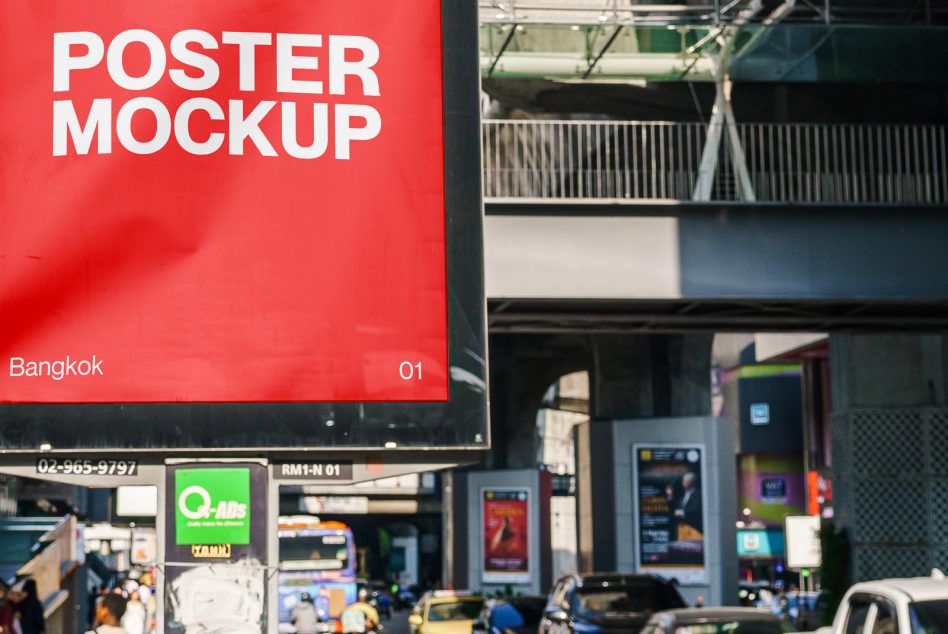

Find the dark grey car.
[
  {"left": 539, "top": 573, "right": 688, "bottom": 634},
  {"left": 474, "top": 596, "right": 547, "bottom": 634},
  {"left": 641, "top": 608, "right": 794, "bottom": 634}
]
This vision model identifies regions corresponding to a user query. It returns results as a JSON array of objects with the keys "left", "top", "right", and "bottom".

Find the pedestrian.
[
  {"left": 0, "top": 584, "right": 16, "bottom": 634},
  {"left": 120, "top": 591, "right": 147, "bottom": 634},
  {"left": 378, "top": 592, "right": 392, "bottom": 620},
  {"left": 16, "top": 580, "right": 44, "bottom": 634},
  {"left": 291, "top": 593, "right": 321, "bottom": 634},
  {"left": 88, "top": 586, "right": 102, "bottom": 630},
  {"left": 86, "top": 593, "right": 129, "bottom": 634},
  {"left": 136, "top": 585, "right": 155, "bottom": 634}
]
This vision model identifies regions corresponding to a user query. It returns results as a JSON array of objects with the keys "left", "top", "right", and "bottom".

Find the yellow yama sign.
[{"left": 191, "top": 544, "right": 231, "bottom": 558}]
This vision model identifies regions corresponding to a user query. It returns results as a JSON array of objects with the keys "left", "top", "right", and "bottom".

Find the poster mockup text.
[{"left": 54, "top": 30, "right": 382, "bottom": 159}]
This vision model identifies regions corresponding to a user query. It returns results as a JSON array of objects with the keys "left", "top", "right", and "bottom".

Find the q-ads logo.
[
  {"left": 175, "top": 467, "right": 251, "bottom": 546},
  {"left": 178, "top": 485, "right": 247, "bottom": 521}
]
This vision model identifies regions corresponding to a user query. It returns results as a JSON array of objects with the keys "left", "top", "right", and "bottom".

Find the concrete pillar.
[
  {"left": 591, "top": 333, "right": 713, "bottom": 419},
  {"left": 578, "top": 333, "right": 714, "bottom": 574},
  {"left": 829, "top": 333, "right": 948, "bottom": 580},
  {"left": 488, "top": 334, "right": 589, "bottom": 469}
]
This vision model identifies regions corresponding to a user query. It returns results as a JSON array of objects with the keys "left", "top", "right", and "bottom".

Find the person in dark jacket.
[{"left": 17, "top": 579, "right": 45, "bottom": 634}]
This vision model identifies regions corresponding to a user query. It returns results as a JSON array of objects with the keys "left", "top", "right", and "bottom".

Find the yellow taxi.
[{"left": 408, "top": 591, "right": 484, "bottom": 634}]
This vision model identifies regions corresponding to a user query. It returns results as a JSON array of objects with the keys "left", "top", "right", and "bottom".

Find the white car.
[{"left": 813, "top": 570, "right": 948, "bottom": 634}]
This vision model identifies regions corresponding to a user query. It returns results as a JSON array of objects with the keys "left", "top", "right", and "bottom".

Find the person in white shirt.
[
  {"left": 85, "top": 593, "right": 129, "bottom": 634},
  {"left": 121, "top": 591, "right": 146, "bottom": 634}
]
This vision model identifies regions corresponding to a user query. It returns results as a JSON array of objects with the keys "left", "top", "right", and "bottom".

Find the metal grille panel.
[
  {"left": 935, "top": 548, "right": 948, "bottom": 572},
  {"left": 851, "top": 410, "right": 925, "bottom": 476},
  {"left": 853, "top": 547, "right": 932, "bottom": 581},
  {"left": 933, "top": 480, "right": 948, "bottom": 544},
  {"left": 833, "top": 408, "right": 948, "bottom": 581},
  {"left": 930, "top": 410, "right": 948, "bottom": 476},
  {"left": 854, "top": 480, "right": 929, "bottom": 543}
]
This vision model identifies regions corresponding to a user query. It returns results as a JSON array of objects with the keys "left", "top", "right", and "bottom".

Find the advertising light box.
[
  {"left": 0, "top": 1, "right": 486, "bottom": 451},
  {"left": 633, "top": 445, "right": 708, "bottom": 585},
  {"left": 482, "top": 488, "right": 530, "bottom": 584}
]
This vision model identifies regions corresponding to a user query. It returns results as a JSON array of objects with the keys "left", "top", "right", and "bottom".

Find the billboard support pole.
[{"left": 267, "top": 465, "right": 280, "bottom": 634}]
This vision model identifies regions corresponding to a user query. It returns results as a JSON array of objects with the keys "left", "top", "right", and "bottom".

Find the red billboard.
[
  {"left": 482, "top": 489, "right": 529, "bottom": 583},
  {"left": 0, "top": 1, "right": 449, "bottom": 403}
]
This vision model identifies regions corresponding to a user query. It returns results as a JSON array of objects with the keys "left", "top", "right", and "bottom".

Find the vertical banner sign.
[
  {"left": 0, "top": 1, "right": 449, "bottom": 403},
  {"left": 482, "top": 488, "right": 530, "bottom": 583},
  {"left": 633, "top": 446, "right": 708, "bottom": 584},
  {"left": 165, "top": 463, "right": 267, "bottom": 633}
]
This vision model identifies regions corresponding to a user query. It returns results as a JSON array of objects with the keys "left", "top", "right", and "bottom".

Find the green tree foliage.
[{"left": 817, "top": 522, "right": 851, "bottom": 626}]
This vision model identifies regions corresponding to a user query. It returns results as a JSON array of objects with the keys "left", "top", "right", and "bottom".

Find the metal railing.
[
  {"left": 479, "top": 0, "right": 948, "bottom": 26},
  {"left": 481, "top": 119, "right": 948, "bottom": 204}
]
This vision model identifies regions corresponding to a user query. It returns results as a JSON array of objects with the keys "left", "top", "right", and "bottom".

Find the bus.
[{"left": 279, "top": 516, "right": 358, "bottom": 631}]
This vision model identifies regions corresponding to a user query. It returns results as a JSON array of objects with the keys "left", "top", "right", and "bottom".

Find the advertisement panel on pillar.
[
  {"left": 633, "top": 445, "right": 708, "bottom": 585},
  {"left": 165, "top": 462, "right": 268, "bottom": 633},
  {"left": 482, "top": 488, "right": 530, "bottom": 584},
  {"left": 0, "top": 0, "right": 486, "bottom": 452}
]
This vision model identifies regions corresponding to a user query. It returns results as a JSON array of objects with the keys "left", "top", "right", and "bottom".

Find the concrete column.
[
  {"left": 578, "top": 333, "right": 714, "bottom": 574},
  {"left": 488, "top": 334, "right": 589, "bottom": 469},
  {"left": 591, "top": 333, "right": 713, "bottom": 419},
  {"left": 831, "top": 333, "right": 948, "bottom": 409},
  {"left": 829, "top": 333, "right": 948, "bottom": 580}
]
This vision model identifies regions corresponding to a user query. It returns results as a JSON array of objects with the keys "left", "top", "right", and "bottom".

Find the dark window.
[
  {"left": 428, "top": 601, "right": 484, "bottom": 622},
  {"left": 573, "top": 581, "right": 685, "bottom": 618},
  {"left": 279, "top": 535, "right": 349, "bottom": 569},
  {"left": 870, "top": 602, "right": 897, "bottom": 634},
  {"left": 909, "top": 600, "right": 948, "bottom": 634},
  {"left": 492, "top": 599, "right": 546, "bottom": 630},
  {"left": 845, "top": 599, "right": 872, "bottom": 634}
]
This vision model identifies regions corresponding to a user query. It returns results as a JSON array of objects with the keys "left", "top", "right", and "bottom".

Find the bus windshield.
[{"left": 280, "top": 533, "right": 351, "bottom": 569}]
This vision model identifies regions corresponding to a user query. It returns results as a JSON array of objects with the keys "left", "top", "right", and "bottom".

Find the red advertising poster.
[
  {"left": 482, "top": 489, "right": 529, "bottom": 583},
  {"left": 0, "top": 1, "right": 447, "bottom": 403}
]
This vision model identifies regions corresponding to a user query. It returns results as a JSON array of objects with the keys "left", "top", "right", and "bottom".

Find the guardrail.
[
  {"left": 481, "top": 119, "right": 948, "bottom": 204},
  {"left": 478, "top": 0, "right": 948, "bottom": 26}
]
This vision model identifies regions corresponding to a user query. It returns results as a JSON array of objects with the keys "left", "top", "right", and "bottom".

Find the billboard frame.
[
  {"left": 632, "top": 443, "right": 710, "bottom": 586},
  {"left": 480, "top": 486, "right": 532, "bottom": 585},
  {"left": 0, "top": 0, "right": 488, "bottom": 455}
]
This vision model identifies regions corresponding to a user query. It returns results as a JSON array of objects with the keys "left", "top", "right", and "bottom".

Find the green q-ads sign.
[{"left": 175, "top": 467, "right": 251, "bottom": 545}]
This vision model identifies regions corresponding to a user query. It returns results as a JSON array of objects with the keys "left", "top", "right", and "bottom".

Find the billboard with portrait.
[
  {"left": 633, "top": 445, "right": 707, "bottom": 584},
  {"left": 0, "top": 0, "right": 485, "bottom": 452},
  {"left": 482, "top": 488, "right": 530, "bottom": 584}
]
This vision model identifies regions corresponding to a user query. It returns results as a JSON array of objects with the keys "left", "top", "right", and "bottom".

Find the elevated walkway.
[
  {"left": 482, "top": 119, "right": 948, "bottom": 204},
  {"left": 479, "top": 116, "right": 948, "bottom": 330}
]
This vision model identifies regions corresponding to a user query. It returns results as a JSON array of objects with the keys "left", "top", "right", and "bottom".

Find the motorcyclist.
[
  {"left": 292, "top": 593, "right": 321, "bottom": 634},
  {"left": 341, "top": 590, "right": 381, "bottom": 634}
]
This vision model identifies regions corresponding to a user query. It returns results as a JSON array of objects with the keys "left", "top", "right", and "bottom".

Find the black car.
[
  {"left": 473, "top": 596, "right": 547, "bottom": 634},
  {"left": 641, "top": 608, "right": 794, "bottom": 634},
  {"left": 539, "top": 573, "right": 688, "bottom": 634}
]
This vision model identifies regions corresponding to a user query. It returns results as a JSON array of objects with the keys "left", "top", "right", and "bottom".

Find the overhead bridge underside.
[
  {"left": 484, "top": 202, "right": 948, "bottom": 333},
  {"left": 488, "top": 297, "right": 948, "bottom": 333}
]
